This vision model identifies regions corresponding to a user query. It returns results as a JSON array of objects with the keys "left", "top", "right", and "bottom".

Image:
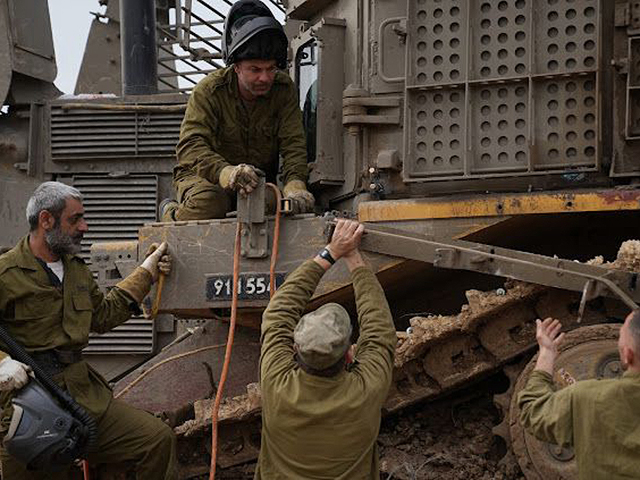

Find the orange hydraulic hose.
[
  {"left": 209, "top": 220, "right": 241, "bottom": 480},
  {"left": 82, "top": 460, "right": 91, "bottom": 480},
  {"left": 209, "top": 185, "right": 283, "bottom": 478},
  {"left": 266, "top": 183, "right": 282, "bottom": 297}
]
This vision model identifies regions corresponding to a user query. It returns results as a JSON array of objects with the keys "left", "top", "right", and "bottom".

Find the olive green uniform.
[
  {"left": 256, "top": 260, "right": 396, "bottom": 479},
  {"left": 171, "top": 67, "right": 308, "bottom": 220},
  {"left": 518, "top": 369, "right": 640, "bottom": 480},
  {"left": 0, "top": 237, "right": 177, "bottom": 479}
]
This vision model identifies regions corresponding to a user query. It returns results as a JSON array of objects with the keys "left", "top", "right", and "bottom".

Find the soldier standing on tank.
[
  {"left": 255, "top": 219, "right": 397, "bottom": 479},
  {"left": 0, "top": 181, "right": 177, "bottom": 479},
  {"left": 161, "top": 0, "right": 314, "bottom": 221},
  {"left": 518, "top": 314, "right": 640, "bottom": 479}
]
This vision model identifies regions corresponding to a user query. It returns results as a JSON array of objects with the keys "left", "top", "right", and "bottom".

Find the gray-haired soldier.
[{"left": 0, "top": 181, "right": 177, "bottom": 479}]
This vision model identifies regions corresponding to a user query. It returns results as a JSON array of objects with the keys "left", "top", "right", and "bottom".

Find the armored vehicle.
[{"left": 1, "top": 0, "right": 640, "bottom": 478}]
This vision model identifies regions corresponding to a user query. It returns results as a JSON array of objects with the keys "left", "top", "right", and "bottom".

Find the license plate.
[{"left": 205, "top": 272, "right": 286, "bottom": 301}]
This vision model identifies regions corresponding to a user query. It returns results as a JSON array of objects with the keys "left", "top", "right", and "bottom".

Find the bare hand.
[
  {"left": 536, "top": 318, "right": 564, "bottom": 355},
  {"left": 327, "top": 219, "right": 364, "bottom": 260}
]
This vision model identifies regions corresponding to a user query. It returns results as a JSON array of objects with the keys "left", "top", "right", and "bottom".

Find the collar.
[
  {"left": 14, "top": 235, "right": 78, "bottom": 271},
  {"left": 295, "top": 353, "right": 349, "bottom": 379},
  {"left": 13, "top": 236, "right": 43, "bottom": 271}
]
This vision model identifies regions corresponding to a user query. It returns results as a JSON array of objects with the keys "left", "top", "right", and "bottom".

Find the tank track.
[{"left": 173, "top": 281, "right": 627, "bottom": 475}]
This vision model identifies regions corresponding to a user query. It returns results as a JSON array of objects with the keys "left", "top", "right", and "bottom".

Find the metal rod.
[{"left": 354, "top": 223, "right": 640, "bottom": 310}]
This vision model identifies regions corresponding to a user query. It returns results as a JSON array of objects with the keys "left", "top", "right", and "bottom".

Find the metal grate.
[
  {"left": 156, "top": 0, "right": 287, "bottom": 93},
  {"left": 50, "top": 106, "right": 183, "bottom": 160},
  {"left": 73, "top": 175, "right": 158, "bottom": 354},
  {"left": 404, "top": 0, "right": 601, "bottom": 181}
]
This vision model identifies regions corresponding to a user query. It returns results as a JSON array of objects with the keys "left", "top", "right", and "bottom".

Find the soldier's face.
[
  {"left": 44, "top": 198, "right": 88, "bottom": 256},
  {"left": 234, "top": 59, "right": 278, "bottom": 99}
]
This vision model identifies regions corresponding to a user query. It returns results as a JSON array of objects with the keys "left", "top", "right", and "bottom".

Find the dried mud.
[{"left": 214, "top": 372, "right": 525, "bottom": 480}]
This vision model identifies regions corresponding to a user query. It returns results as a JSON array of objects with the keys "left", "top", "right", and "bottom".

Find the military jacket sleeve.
[
  {"left": 350, "top": 267, "right": 396, "bottom": 398},
  {"left": 517, "top": 370, "right": 575, "bottom": 447},
  {"left": 260, "top": 260, "right": 325, "bottom": 384},
  {"left": 176, "top": 79, "right": 231, "bottom": 185},
  {"left": 88, "top": 271, "right": 140, "bottom": 334},
  {"left": 0, "top": 238, "right": 139, "bottom": 359},
  {"left": 276, "top": 77, "right": 309, "bottom": 186}
]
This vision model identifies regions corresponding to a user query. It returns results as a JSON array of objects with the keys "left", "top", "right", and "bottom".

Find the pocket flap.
[{"left": 72, "top": 293, "right": 93, "bottom": 311}]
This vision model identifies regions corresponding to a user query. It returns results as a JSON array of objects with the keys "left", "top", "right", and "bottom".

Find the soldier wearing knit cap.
[{"left": 256, "top": 219, "right": 397, "bottom": 479}]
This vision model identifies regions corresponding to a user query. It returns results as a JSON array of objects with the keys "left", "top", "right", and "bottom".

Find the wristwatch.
[{"left": 317, "top": 247, "right": 336, "bottom": 265}]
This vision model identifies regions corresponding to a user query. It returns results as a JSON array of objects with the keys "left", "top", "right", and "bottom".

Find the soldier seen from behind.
[
  {"left": 161, "top": 0, "right": 314, "bottom": 221},
  {"left": 518, "top": 314, "right": 640, "bottom": 480},
  {"left": 256, "top": 219, "right": 397, "bottom": 479}
]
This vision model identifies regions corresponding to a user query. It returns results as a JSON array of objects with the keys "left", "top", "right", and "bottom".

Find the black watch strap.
[{"left": 318, "top": 247, "right": 336, "bottom": 265}]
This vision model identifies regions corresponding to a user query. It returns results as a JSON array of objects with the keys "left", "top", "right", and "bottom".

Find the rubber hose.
[{"left": 0, "top": 323, "right": 98, "bottom": 453}]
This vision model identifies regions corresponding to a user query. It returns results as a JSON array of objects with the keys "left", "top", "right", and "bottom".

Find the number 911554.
[{"left": 205, "top": 273, "right": 286, "bottom": 301}]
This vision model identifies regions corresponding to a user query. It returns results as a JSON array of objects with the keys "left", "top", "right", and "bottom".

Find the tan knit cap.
[{"left": 294, "top": 303, "right": 352, "bottom": 370}]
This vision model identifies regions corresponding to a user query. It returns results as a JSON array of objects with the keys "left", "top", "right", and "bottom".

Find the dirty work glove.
[
  {"left": 142, "top": 242, "right": 171, "bottom": 281},
  {"left": 117, "top": 242, "right": 169, "bottom": 303},
  {"left": 283, "top": 180, "right": 315, "bottom": 214},
  {"left": 0, "top": 357, "right": 32, "bottom": 391},
  {"left": 219, "top": 164, "right": 259, "bottom": 196}
]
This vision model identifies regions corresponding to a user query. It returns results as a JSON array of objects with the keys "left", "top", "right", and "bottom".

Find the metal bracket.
[
  {"left": 15, "top": 103, "right": 46, "bottom": 177},
  {"left": 615, "top": 2, "right": 630, "bottom": 27},
  {"left": 237, "top": 178, "right": 268, "bottom": 259},
  {"left": 342, "top": 91, "right": 402, "bottom": 129},
  {"left": 91, "top": 240, "right": 139, "bottom": 289}
]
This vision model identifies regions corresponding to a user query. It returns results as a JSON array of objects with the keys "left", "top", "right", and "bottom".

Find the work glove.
[
  {"left": 219, "top": 164, "right": 260, "bottom": 196},
  {"left": 141, "top": 242, "right": 171, "bottom": 282},
  {"left": 0, "top": 357, "right": 32, "bottom": 391},
  {"left": 117, "top": 242, "right": 170, "bottom": 303},
  {"left": 283, "top": 180, "right": 315, "bottom": 214}
]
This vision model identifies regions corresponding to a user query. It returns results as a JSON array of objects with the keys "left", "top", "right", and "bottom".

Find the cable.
[
  {"left": 209, "top": 185, "right": 283, "bottom": 478},
  {"left": 209, "top": 220, "right": 242, "bottom": 480},
  {"left": 266, "top": 183, "right": 282, "bottom": 297},
  {"left": 113, "top": 342, "right": 259, "bottom": 400}
]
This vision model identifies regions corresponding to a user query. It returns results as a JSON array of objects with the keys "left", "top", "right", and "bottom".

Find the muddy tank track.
[{"left": 172, "top": 279, "right": 628, "bottom": 476}]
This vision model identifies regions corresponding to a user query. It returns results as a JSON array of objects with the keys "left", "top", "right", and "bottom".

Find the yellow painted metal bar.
[{"left": 358, "top": 189, "right": 640, "bottom": 222}]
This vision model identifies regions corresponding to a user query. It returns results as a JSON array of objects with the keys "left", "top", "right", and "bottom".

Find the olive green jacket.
[
  {"left": 0, "top": 236, "right": 142, "bottom": 419},
  {"left": 175, "top": 67, "right": 308, "bottom": 186},
  {"left": 256, "top": 260, "right": 397, "bottom": 479},
  {"left": 518, "top": 369, "right": 640, "bottom": 479}
]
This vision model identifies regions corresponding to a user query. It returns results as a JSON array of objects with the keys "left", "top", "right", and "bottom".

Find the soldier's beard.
[{"left": 45, "top": 224, "right": 83, "bottom": 256}]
